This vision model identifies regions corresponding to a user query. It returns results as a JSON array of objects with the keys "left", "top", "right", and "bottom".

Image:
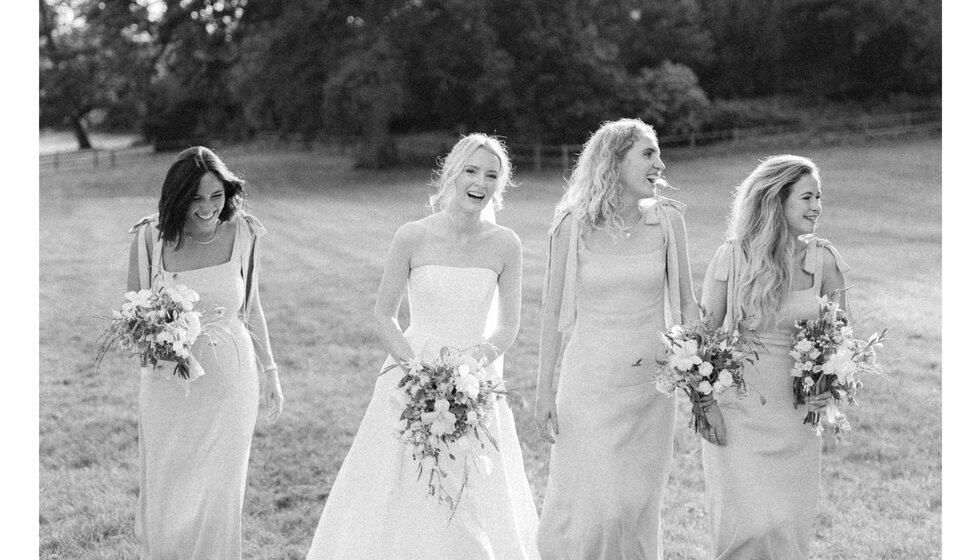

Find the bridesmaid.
[
  {"left": 699, "top": 155, "right": 847, "bottom": 559},
  {"left": 127, "top": 146, "right": 284, "bottom": 559},
  {"left": 535, "top": 118, "right": 698, "bottom": 559}
]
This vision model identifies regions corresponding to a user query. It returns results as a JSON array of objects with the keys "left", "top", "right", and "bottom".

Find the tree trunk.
[
  {"left": 354, "top": 97, "right": 398, "bottom": 169},
  {"left": 70, "top": 114, "right": 93, "bottom": 150}
]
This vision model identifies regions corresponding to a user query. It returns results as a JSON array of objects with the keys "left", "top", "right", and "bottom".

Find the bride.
[{"left": 306, "top": 134, "right": 540, "bottom": 560}]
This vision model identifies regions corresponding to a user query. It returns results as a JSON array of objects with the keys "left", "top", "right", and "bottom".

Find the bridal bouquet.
[
  {"left": 382, "top": 345, "right": 524, "bottom": 520},
  {"left": 790, "top": 291, "right": 886, "bottom": 441},
  {"left": 95, "top": 285, "right": 227, "bottom": 389},
  {"left": 648, "top": 317, "right": 763, "bottom": 438}
]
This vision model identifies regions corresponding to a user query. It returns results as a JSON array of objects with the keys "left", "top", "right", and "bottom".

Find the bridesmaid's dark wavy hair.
[{"left": 157, "top": 146, "right": 246, "bottom": 247}]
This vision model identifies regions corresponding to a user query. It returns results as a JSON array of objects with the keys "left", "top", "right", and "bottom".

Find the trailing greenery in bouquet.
[
  {"left": 790, "top": 290, "right": 886, "bottom": 441},
  {"left": 381, "top": 345, "right": 525, "bottom": 521},
  {"left": 95, "top": 285, "right": 228, "bottom": 389},
  {"left": 642, "top": 316, "right": 763, "bottom": 440}
]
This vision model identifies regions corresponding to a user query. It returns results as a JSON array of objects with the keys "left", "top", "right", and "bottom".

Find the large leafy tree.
[{"left": 39, "top": 0, "right": 156, "bottom": 149}]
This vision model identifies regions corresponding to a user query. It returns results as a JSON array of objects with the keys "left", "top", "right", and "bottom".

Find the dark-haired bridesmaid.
[{"left": 127, "top": 146, "right": 284, "bottom": 559}]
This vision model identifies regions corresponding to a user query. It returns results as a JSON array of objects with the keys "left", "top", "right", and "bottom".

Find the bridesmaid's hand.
[
  {"left": 263, "top": 369, "right": 284, "bottom": 424},
  {"left": 804, "top": 391, "right": 832, "bottom": 414},
  {"left": 535, "top": 391, "right": 559, "bottom": 444},
  {"left": 699, "top": 393, "right": 728, "bottom": 446}
]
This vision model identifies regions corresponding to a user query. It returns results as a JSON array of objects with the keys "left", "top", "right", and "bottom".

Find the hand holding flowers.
[
  {"left": 790, "top": 291, "right": 886, "bottom": 442},
  {"left": 96, "top": 285, "right": 227, "bottom": 394},
  {"left": 643, "top": 316, "right": 763, "bottom": 446},
  {"left": 381, "top": 344, "right": 523, "bottom": 521}
]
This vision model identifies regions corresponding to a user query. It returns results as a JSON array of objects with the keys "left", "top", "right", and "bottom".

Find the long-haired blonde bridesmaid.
[
  {"left": 700, "top": 155, "right": 848, "bottom": 559},
  {"left": 535, "top": 118, "right": 698, "bottom": 559}
]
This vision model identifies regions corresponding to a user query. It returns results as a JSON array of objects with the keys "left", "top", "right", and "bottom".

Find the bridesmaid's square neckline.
[
  {"left": 580, "top": 239, "right": 667, "bottom": 257},
  {"left": 161, "top": 225, "right": 238, "bottom": 274},
  {"left": 411, "top": 263, "right": 498, "bottom": 275}
]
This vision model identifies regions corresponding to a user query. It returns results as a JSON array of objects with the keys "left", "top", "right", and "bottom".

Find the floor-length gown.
[
  {"left": 702, "top": 240, "right": 846, "bottom": 559},
  {"left": 137, "top": 220, "right": 260, "bottom": 559},
  {"left": 537, "top": 242, "right": 677, "bottom": 560},
  {"left": 306, "top": 265, "right": 540, "bottom": 560}
]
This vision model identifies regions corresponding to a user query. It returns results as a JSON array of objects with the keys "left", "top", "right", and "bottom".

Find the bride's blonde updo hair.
[
  {"left": 428, "top": 133, "right": 514, "bottom": 213},
  {"left": 553, "top": 118, "right": 659, "bottom": 236},
  {"left": 728, "top": 154, "right": 821, "bottom": 329}
]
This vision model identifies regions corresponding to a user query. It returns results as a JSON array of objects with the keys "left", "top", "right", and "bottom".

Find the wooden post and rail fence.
[{"left": 40, "top": 110, "right": 941, "bottom": 173}]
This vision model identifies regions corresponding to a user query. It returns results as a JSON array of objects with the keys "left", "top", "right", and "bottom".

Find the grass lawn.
[{"left": 39, "top": 136, "right": 941, "bottom": 559}]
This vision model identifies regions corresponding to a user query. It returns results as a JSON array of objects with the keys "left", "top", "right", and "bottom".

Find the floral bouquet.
[
  {"left": 95, "top": 285, "right": 227, "bottom": 390},
  {"left": 381, "top": 345, "right": 524, "bottom": 521},
  {"left": 646, "top": 317, "right": 763, "bottom": 439},
  {"left": 790, "top": 291, "right": 886, "bottom": 441}
]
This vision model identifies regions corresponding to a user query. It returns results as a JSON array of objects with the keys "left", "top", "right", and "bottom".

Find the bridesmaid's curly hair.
[
  {"left": 553, "top": 118, "right": 660, "bottom": 237},
  {"left": 728, "top": 154, "right": 820, "bottom": 329},
  {"left": 157, "top": 146, "right": 246, "bottom": 247}
]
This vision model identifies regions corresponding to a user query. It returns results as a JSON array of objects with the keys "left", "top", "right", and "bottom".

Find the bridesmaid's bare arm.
[
  {"left": 535, "top": 215, "right": 571, "bottom": 443},
  {"left": 247, "top": 286, "right": 284, "bottom": 424},
  {"left": 700, "top": 245, "right": 729, "bottom": 330},
  {"left": 820, "top": 246, "right": 848, "bottom": 312},
  {"left": 127, "top": 225, "right": 153, "bottom": 293},
  {"left": 373, "top": 223, "right": 421, "bottom": 366},
  {"left": 668, "top": 208, "right": 700, "bottom": 324}
]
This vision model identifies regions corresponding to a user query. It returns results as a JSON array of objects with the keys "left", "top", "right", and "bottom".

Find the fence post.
[
  {"left": 561, "top": 145, "right": 569, "bottom": 170},
  {"left": 53, "top": 153, "right": 59, "bottom": 169},
  {"left": 534, "top": 143, "right": 542, "bottom": 172}
]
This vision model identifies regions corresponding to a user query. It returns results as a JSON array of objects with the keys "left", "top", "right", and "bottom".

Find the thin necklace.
[
  {"left": 623, "top": 213, "right": 643, "bottom": 239},
  {"left": 183, "top": 224, "right": 220, "bottom": 245}
]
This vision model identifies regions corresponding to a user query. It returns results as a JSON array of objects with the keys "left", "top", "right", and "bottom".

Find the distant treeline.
[{"left": 40, "top": 0, "right": 940, "bottom": 167}]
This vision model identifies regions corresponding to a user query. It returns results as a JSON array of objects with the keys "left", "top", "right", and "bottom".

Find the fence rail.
[{"left": 39, "top": 110, "right": 940, "bottom": 173}]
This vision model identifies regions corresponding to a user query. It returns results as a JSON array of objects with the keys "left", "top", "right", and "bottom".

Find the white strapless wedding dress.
[{"left": 307, "top": 265, "right": 540, "bottom": 560}]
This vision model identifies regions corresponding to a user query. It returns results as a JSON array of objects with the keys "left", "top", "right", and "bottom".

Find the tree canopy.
[{"left": 40, "top": 0, "right": 941, "bottom": 164}]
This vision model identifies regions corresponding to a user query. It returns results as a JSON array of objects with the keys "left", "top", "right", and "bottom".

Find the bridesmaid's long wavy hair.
[
  {"left": 728, "top": 154, "right": 820, "bottom": 329},
  {"left": 553, "top": 118, "right": 660, "bottom": 236},
  {"left": 158, "top": 146, "right": 246, "bottom": 247},
  {"left": 429, "top": 133, "right": 514, "bottom": 213}
]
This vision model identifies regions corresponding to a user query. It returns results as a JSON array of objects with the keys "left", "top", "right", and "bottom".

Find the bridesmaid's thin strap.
[
  {"left": 811, "top": 240, "right": 824, "bottom": 296},
  {"left": 150, "top": 230, "right": 164, "bottom": 288}
]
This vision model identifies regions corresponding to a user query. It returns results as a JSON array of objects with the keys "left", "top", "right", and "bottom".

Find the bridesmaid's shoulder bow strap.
[
  {"left": 129, "top": 213, "right": 159, "bottom": 234},
  {"left": 641, "top": 195, "right": 696, "bottom": 326},
  {"left": 241, "top": 212, "right": 268, "bottom": 239},
  {"left": 802, "top": 237, "right": 851, "bottom": 276},
  {"left": 546, "top": 211, "right": 579, "bottom": 334},
  {"left": 711, "top": 240, "right": 742, "bottom": 282},
  {"left": 238, "top": 212, "right": 267, "bottom": 322},
  {"left": 640, "top": 195, "right": 687, "bottom": 225},
  {"left": 129, "top": 213, "right": 160, "bottom": 291}
]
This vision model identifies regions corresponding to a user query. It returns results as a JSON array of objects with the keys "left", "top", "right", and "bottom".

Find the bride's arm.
[
  {"left": 480, "top": 229, "right": 523, "bottom": 361},
  {"left": 373, "top": 223, "right": 419, "bottom": 366}
]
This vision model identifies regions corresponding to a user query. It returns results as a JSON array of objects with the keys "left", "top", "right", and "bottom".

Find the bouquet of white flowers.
[
  {"left": 382, "top": 345, "right": 524, "bottom": 521},
  {"left": 96, "top": 285, "right": 226, "bottom": 389},
  {"left": 790, "top": 291, "right": 886, "bottom": 441},
  {"left": 648, "top": 317, "right": 763, "bottom": 440}
]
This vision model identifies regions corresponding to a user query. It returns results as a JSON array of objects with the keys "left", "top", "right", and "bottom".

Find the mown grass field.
[{"left": 39, "top": 136, "right": 941, "bottom": 559}]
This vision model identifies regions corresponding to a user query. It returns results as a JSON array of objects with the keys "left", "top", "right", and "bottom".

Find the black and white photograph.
[{"left": 33, "top": 0, "right": 952, "bottom": 558}]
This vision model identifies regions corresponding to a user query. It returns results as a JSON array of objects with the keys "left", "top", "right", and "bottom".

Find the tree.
[
  {"left": 630, "top": 61, "right": 710, "bottom": 137},
  {"left": 39, "top": 0, "right": 156, "bottom": 150}
]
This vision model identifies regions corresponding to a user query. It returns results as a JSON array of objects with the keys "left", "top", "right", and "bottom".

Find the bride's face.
[{"left": 449, "top": 147, "right": 501, "bottom": 213}]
